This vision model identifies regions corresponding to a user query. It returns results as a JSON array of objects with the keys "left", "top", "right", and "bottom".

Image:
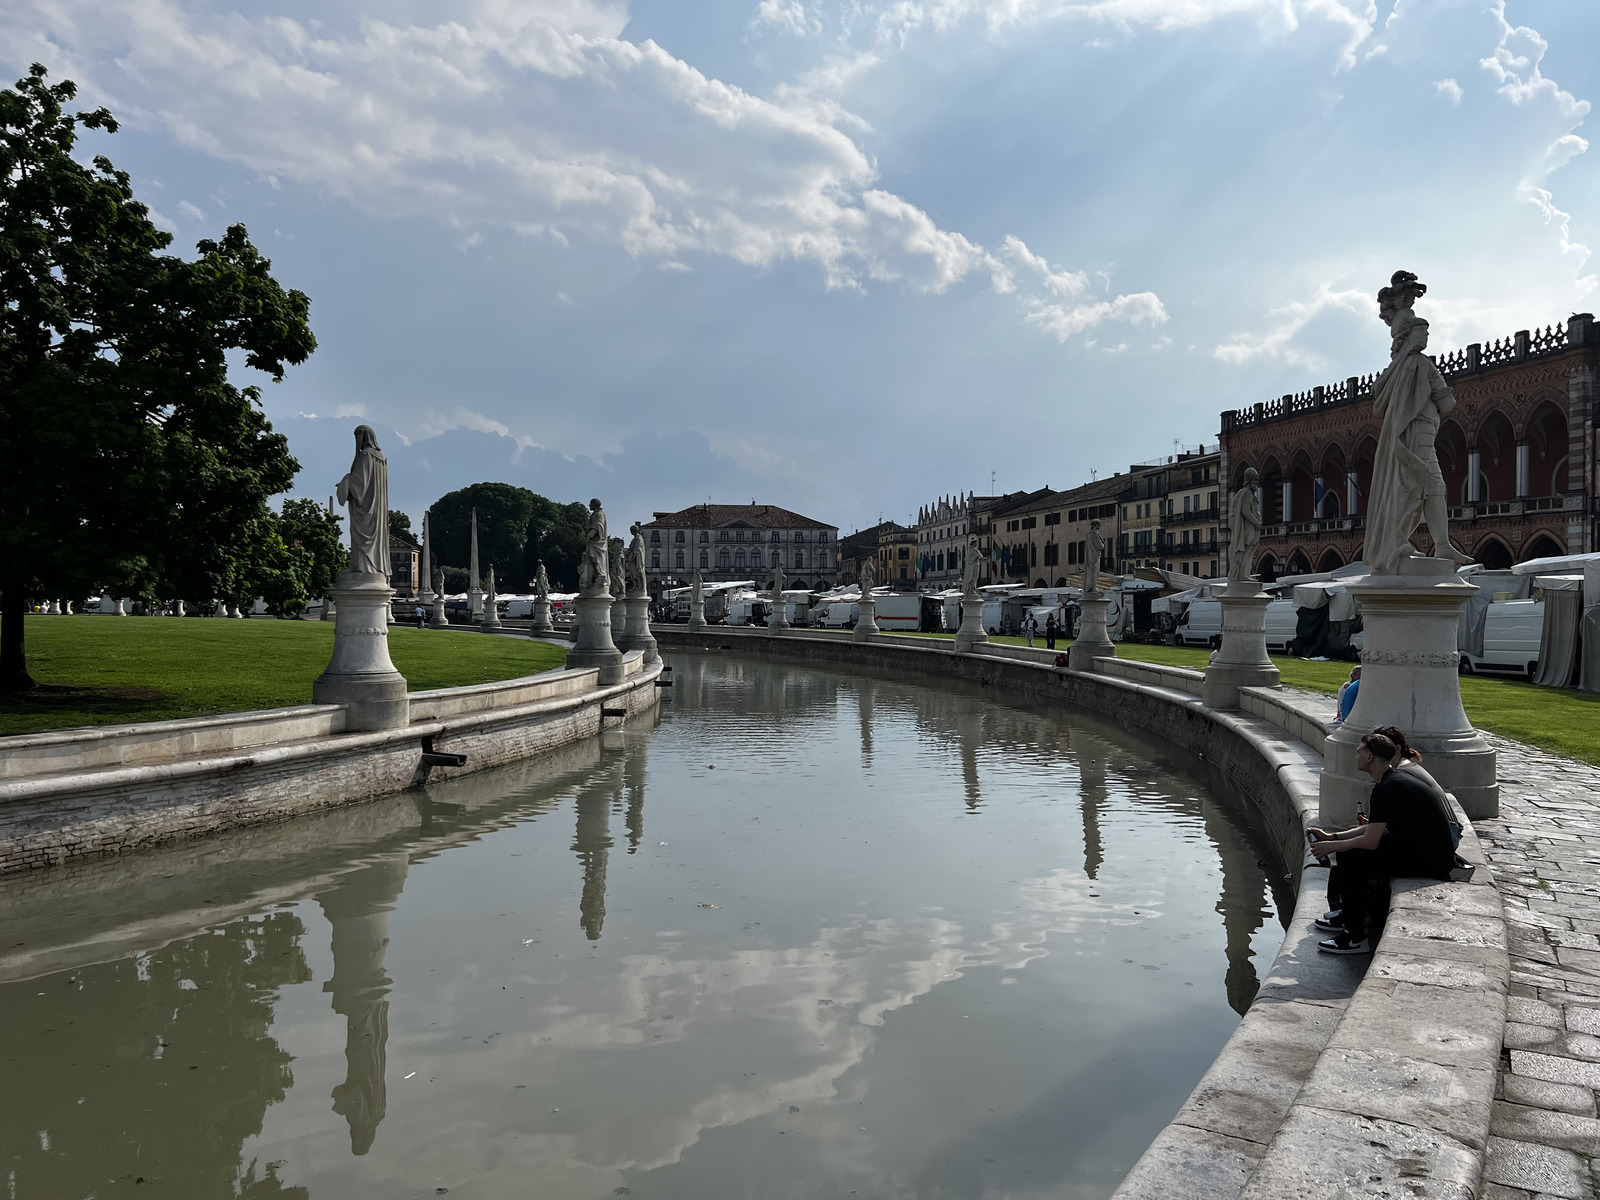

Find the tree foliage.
[
  {"left": 0, "top": 65, "right": 315, "bottom": 687},
  {"left": 427, "top": 484, "right": 589, "bottom": 592},
  {"left": 388, "top": 510, "right": 412, "bottom": 541},
  {"left": 277, "top": 499, "right": 347, "bottom": 608}
]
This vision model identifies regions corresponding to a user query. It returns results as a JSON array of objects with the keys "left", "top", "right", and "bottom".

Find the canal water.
[{"left": 0, "top": 654, "right": 1287, "bottom": 1200}]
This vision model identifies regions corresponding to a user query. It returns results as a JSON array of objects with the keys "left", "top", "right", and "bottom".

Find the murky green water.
[{"left": 1, "top": 654, "right": 1287, "bottom": 1200}]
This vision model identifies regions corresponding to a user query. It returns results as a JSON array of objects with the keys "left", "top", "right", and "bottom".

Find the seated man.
[
  {"left": 1306, "top": 730, "right": 1457, "bottom": 954},
  {"left": 1334, "top": 666, "right": 1361, "bottom": 724}
]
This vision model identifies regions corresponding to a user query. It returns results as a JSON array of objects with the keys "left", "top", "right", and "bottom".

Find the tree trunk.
[{"left": 0, "top": 584, "right": 35, "bottom": 693}]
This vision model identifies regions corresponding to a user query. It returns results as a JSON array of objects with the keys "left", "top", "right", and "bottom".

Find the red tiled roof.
[{"left": 645, "top": 503, "right": 836, "bottom": 531}]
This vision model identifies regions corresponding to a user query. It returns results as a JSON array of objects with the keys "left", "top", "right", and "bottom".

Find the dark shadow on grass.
[{"left": 0, "top": 683, "right": 173, "bottom": 726}]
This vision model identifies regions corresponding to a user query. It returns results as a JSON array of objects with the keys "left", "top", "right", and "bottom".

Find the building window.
[
  {"left": 771, "top": 531, "right": 780, "bottom": 543},
  {"left": 752, "top": 549, "right": 763, "bottom": 569},
  {"left": 735, "top": 551, "right": 746, "bottom": 568},
  {"left": 1044, "top": 512, "right": 1060, "bottom": 526},
  {"left": 700, "top": 550, "right": 708, "bottom": 568},
  {"left": 1044, "top": 543, "right": 1058, "bottom": 565},
  {"left": 719, "top": 531, "right": 730, "bottom": 542},
  {"left": 677, "top": 551, "right": 685, "bottom": 569},
  {"left": 700, "top": 531, "right": 709, "bottom": 543},
  {"left": 651, "top": 550, "right": 661, "bottom": 568},
  {"left": 736, "top": 530, "right": 745, "bottom": 542},
  {"left": 794, "top": 550, "right": 804, "bottom": 568},
  {"left": 676, "top": 531, "right": 685, "bottom": 544},
  {"left": 719, "top": 549, "right": 730, "bottom": 567}
]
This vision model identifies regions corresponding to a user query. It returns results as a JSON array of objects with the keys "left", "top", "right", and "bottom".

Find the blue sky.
[{"left": 4, "top": 0, "right": 1594, "bottom": 540}]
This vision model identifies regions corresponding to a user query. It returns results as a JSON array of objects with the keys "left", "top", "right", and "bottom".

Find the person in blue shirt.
[{"left": 1335, "top": 666, "right": 1361, "bottom": 723}]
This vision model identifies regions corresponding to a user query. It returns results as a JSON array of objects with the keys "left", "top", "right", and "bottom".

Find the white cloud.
[
  {"left": 1434, "top": 77, "right": 1461, "bottom": 105},
  {"left": 177, "top": 198, "right": 207, "bottom": 221},
  {"left": 752, "top": 0, "right": 824, "bottom": 37},
  {"left": 1212, "top": 281, "right": 1367, "bottom": 366},
  {"left": 333, "top": 402, "right": 369, "bottom": 418},
  {"left": 0, "top": 0, "right": 1162, "bottom": 343}
]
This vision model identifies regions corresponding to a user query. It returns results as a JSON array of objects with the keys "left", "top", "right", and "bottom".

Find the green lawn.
[
  {"left": 0, "top": 616, "right": 569, "bottom": 736},
  {"left": 898, "top": 630, "right": 1600, "bottom": 766}
]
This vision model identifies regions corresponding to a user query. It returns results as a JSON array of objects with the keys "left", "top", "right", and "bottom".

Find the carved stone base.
[
  {"left": 616, "top": 595, "right": 659, "bottom": 664},
  {"left": 568, "top": 594, "right": 624, "bottom": 684},
  {"left": 954, "top": 596, "right": 988, "bottom": 653},
  {"left": 1318, "top": 568, "right": 1498, "bottom": 824},
  {"left": 687, "top": 600, "right": 707, "bottom": 631},
  {"left": 481, "top": 601, "right": 501, "bottom": 631},
  {"left": 854, "top": 596, "right": 879, "bottom": 641},
  {"left": 770, "top": 594, "right": 790, "bottom": 633},
  {"left": 1202, "top": 584, "right": 1280, "bottom": 709},
  {"left": 530, "top": 597, "right": 554, "bottom": 634},
  {"left": 313, "top": 571, "right": 410, "bottom": 732},
  {"left": 1067, "top": 594, "right": 1116, "bottom": 671},
  {"left": 429, "top": 594, "right": 449, "bottom": 629},
  {"left": 467, "top": 587, "right": 484, "bottom": 618}
]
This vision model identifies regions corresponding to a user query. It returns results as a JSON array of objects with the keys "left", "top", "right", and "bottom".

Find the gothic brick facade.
[{"left": 1217, "top": 314, "right": 1598, "bottom": 579}]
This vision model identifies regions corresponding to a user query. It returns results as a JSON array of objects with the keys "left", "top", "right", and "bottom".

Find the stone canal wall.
[
  {"left": 0, "top": 651, "right": 663, "bottom": 875},
  {"left": 651, "top": 625, "right": 1508, "bottom": 1200}
]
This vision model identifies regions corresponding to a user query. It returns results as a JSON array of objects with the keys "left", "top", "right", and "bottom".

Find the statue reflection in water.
[
  {"left": 315, "top": 854, "right": 409, "bottom": 1155},
  {"left": 1069, "top": 730, "right": 1107, "bottom": 880}
]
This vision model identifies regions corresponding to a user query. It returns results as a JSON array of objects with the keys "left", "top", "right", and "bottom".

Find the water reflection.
[
  {"left": 0, "top": 657, "right": 1287, "bottom": 1199},
  {"left": 316, "top": 855, "right": 408, "bottom": 1154}
]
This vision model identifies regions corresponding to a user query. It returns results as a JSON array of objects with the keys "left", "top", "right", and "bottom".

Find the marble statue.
[
  {"left": 691, "top": 569, "right": 703, "bottom": 606},
  {"left": 860, "top": 556, "right": 875, "bottom": 591},
  {"left": 1226, "top": 467, "right": 1263, "bottom": 586},
  {"left": 626, "top": 523, "right": 648, "bottom": 596},
  {"left": 1365, "top": 270, "right": 1473, "bottom": 573},
  {"left": 609, "top": 541, "right": 626, "bottom": 600},
  {"left": 336, "top": 425, "right": 390, "bottom": 577},
  {"left": 1083, "top": 521, "right": 1105, "bottom": 595},
  {"left": 535, "top": 562, "right": 550, "bottom": 599},
  {"left": 578, "top": 499, "right": 610, "bottom": 596},
  {"left": 486, "top": 565, "right": 496, "bottom": 602},
  {"left": 962, "top": 533, "right": 981, "bottom": 598},
  {"left": 772, "top": 563, "right": 786, "bottom": 599}
]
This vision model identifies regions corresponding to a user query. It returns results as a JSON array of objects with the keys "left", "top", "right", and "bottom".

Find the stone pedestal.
[
  {"left": 617, "top": 595, "right": 659, "bottom": 664},
  {"left": 467, "top": 587, "right": 484, "bottom": 619},
  {"left": 321, "top": 597, "right": 335, "bottom": 621},
  {"left": 1319, "top": 560, "right": 1498, "bottom": 824},
  {"left": 954, "top": 596, "right": 988, "bottom": 653},
  {"left": 1202, "top": 583, "right": 1281, "bottom": 709},
  {"left": 313, "top": 572, "right": 410, "bottom": 732},
  {"left": 854, "top": 595, "right": 879, "bottom": 641},
  {"left": 113, "top": 598, "right": 128, "bottom": 617},
  {"left": 610, "top": 596, "right": 626, "bottom": 643},
  {"left": 687, "top": 595, "right": 707, "bottom": 631},
  {"left": 1067, "top": 593, "right": 1116, "bottom": 672},
  {"left": 481, "top": 599, "right": 501, "bottom": 631},
  {"left": 530, "top": 597, "right": 554, "bottom": 634},
  {"left": 568, "top": 594, "right": 624, "bottom": 685},
  {"left": 429, "top": 593, "right": 449, "bottom": 629},
  {"left": 769, "top": 594, "right": 790, "bottom": 634},
  {"left": 215, "top": 600, "right": 228, "bottom": 618}
]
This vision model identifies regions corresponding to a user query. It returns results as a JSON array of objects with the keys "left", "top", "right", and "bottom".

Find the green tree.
[
  {"left": 430, "top": 483, "right": 537, "bottom": 584},
  {"left": 0, "top": 65, "right": 315, "bottom": 689},
  {"left": 277, "top": 498, "right": 347, "bottom": 608},
  {"left": 525, "top": 495, "right": 588, "bottom": 591},
  {"left": 388, "top": 509, "right": 412, "bottom": 541}
]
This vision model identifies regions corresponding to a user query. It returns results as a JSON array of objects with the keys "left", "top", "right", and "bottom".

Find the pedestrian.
[
  {"left": 1045, "top": 613, "right": 1058, "bottom": 650},
  {"left": 1334, "top": 666, "right": 1361, "bottom": 724},
  {"left": 1024, "top": 612, "right": 1036, "bottom": 647},
  {"left": 1306, "top": 730, "right": 1457, "bottom": 954}
]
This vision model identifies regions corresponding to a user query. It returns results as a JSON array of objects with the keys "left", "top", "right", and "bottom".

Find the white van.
[
  {"left": 1176, "top": 599, "right": 1222, "bottom": 647},
  {"left": 1263, "top": 598, "right": 1299, "bottom": 654},
  {"left": 1462, "top": 598, "right": 1543, "bottom": 678},
  {"left": 820, "top": 599, "right": 858, "bottom": 628},
  {"left": 873, "top": 593, "right": 923, "bottom": 632}
]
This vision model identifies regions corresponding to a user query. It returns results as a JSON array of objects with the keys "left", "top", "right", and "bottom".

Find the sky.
[{"left": 4, "top": 0, "right": 1596, "bottom": 542}]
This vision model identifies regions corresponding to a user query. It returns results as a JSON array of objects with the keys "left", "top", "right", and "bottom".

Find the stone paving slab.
[{"left": 1478, "top": 734, "right": 1600, "bottom": 1200}]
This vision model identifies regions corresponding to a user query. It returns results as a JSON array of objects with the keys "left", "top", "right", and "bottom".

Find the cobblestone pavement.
[{"left": 1473, "top": 735, "right": 1600, "bottom": 1200}]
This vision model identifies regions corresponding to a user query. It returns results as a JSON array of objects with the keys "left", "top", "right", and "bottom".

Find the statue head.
[
  {"left": 1090, "top": 519, "right": 1100, "bottom": 532},
  {"left": 631, "top": 521, "right": 643, "bottom": 539},
  {"left": 354, "top": 424, "right": 380, "bottom": 451},
  {"left": 590, "top": 498, "right": 602, "bottom": 511},
  {"left": 1242, "top": 466, "right": 1259, "bottom": 488}
]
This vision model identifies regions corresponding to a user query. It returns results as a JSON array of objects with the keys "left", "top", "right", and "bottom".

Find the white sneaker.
[{"left": 1316, "top": 934, "right": 1372, "bottom": 955}]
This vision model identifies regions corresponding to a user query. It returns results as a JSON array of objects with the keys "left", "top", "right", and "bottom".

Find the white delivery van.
[
  {"left": 821, "top": 599, "right": 859, "bottom": 627},
  {"left": 1263, "top": 598, "right": 1299, "bottom": 654},
  {"left": 872, "top": 593, "right": 923, "bottom": 632},
  {"left": 1176, "top": 599, "right": 1222, "bottom": 647},
  {"left": 1462, "top": 598, "right": 1543, "bottom": 678}
]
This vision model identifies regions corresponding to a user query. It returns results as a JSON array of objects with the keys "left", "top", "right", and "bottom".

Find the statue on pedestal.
[
  {"left": 609, "top": 543, "right": 626, "bottom": 601},
  {"left": 578, "top": 499, "right": 610, "bottom": 597},
  {"left": 691, "top": 569, "right": 703, "bottom": 607},
  {"left": 626, "top": 523, "right": 648, "bottom": 598},
  {"left": 1226, "top": 468, "right": 1263, "bottom": 588},
  {"left": 1083, "top": 521, "right": 1104, "bottom": 595},
  {"left": 535, "top": 562, "right": 550, "bottom": 599},
  {"left": 1365, "top": 270, "right": 1473, "bottom": 574},
  {"left": 336, "top": 426, "right": 390, "bottom": 578},
  {"left": 962, "top": 534, "right": 982, "bottom": 598},
  {"left": 859, "top": 556, "right": 875, "bottom": 592}
]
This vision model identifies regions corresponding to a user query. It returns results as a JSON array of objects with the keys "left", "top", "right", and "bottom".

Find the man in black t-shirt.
[{"left": 1307, "top": 731, "right": 1457, "bottom": 954}]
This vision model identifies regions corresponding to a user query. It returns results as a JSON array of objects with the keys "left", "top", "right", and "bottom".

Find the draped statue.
[
  {"left": 1364, "top": 271, "right": 1473, "bottom": 573},
  {"left": 691, "top": 569, "right": 703, "bottom": 605},
  {"left": 1083, "top": 521, "right": 1105, "bottom": 595},
  {"left": 860, "top": 556, "right": 875, "bottom": 591},
  {"left": 626, "top": 523, "right": 648, "bottom": 597},
  {"left": 610, "top": 541, "right": 626, "bottom": 600},
  {"left": 1227, "top": 468, "right": 1263, "bottom": 586},
  {"left": 534, "top": 562, "right": 550, "bottom": 599},
  {"left": 962, "top": 533, "right": 982, "bottom": 598},
  {"left": 578, "top": 499, "right": 610, "bottom": 596},
  {"left": 336, "top": 426, "right": 390, "bottom": 577}
]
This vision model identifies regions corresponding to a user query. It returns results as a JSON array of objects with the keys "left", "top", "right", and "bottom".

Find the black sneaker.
[
  {"left": 1316, "top": 933, "right": 1372, "bottom": 955},
  {"left": 1313, "top": 914, "right": 1346, "bottom": 932}
]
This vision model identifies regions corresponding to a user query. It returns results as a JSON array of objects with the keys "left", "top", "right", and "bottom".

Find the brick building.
[
  {"left": 641, "top": 503, "right": 838, "bottom": 597},
  {"left": 1218, "top": 314, "right": 1598, "bottom": 578},
  {"left": 913, "top": 492, "right": 990, "bottom": 587}
]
